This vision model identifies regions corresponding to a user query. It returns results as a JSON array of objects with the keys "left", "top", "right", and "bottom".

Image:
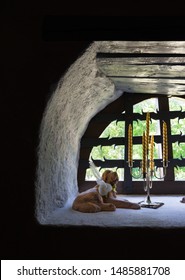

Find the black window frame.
[{"left": 78, "top": 93, "right": 185, "bottom": 195}]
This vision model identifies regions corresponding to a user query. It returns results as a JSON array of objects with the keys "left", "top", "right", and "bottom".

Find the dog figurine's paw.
[{"left": 131, "top": 203, "right": 141, "bottom": 210}]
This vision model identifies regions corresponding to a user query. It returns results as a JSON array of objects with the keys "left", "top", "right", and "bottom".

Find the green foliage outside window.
[
  {"left": 169, "top": 97, "right": 185, "bottom": 179},
  {"left": 86, "top": 97, "right": 185, "bottom": 181}
]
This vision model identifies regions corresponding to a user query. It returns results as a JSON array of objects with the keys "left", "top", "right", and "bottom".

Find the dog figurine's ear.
[
  {"left": 111, "top": 172, "right": 119, "bottom": 182},
  {"left": 102, "top": 170, "right": 112, "bottom": 182}
]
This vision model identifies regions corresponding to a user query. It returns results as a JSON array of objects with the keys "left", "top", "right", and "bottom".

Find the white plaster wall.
[{"left": 36, "top": 41, "right": 123, "bottom": 224}]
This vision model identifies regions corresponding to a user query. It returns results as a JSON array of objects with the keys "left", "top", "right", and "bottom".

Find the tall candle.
[
  {"left": 150, "top": 135, "right": 154, "bottom": 171},
  {"left": 163, "top": 121, "right": 168, "bottom": 161},
  {"left": 165, "top": 131, "right": 168, "bottom": 161},
  {"left": 146, "top": 112, "right": 150, "bottom": 154},
  {"left": 142, "top": 131, "right": 146, "bottom": 176},
  {"left": 163, "top": 121, "right": 168, "bottom": 162},
  {"left": 128, "top": 124, "right": 133, "bottom": 165}
]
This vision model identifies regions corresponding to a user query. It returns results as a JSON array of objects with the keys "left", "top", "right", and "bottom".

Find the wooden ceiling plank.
[
  {"left": 98, "top": 41, "right": 185, "bottom": 54},
  {"left": 97, "top": 57, "right": 185, "bottom": 65},
  {"left": 96, "top": 43, "right": 185, "bottom": 96},
  {"left": 113, "top": 77, "right": 185, "bottom": 84},
  {"left": 98, "top": 64, "right": 185, "bottom": 78},
  {"left": 113, "top": 80, "right": 185, "bottom": 95}
]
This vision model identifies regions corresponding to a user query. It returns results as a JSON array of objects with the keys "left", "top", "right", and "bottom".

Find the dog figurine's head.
[
  {"left": 102, "top": 170, "right": 119, "bottom": 198},
  {"left": 102, "top": 170, "right": 119, "bottom": 186}
]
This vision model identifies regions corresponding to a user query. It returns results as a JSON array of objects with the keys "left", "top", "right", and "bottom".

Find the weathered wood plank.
[
  {"left": 98, "top": 41, "right": 185, "bottom": 54},
  {"left": 98, "top": 64, "right": 185, "bottom": 78},
  {"left": 114, "top": 85, "right": 185, "bottom": 95},
  {"left": 97, "top": 52, "right": 185, "bottom": 95},
  {"left": 111, "top": 77, "right": 185, "bottom": 95},
  {"left": 113, "top": 77, "right": 185, "bottom": 84},
  {"left": 97, "top": 56, "right": 185, "bottom": 65}
]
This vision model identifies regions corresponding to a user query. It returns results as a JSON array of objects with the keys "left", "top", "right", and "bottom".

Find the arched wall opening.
[
  {"left": 36, "top": 41, "right": 185, "bottom": 225},
  {"left": 35, "top": 41, "right": 123, "bottom": 224},
  {"left": 78, "top": 94, "right": 185, "bottom": 195}
]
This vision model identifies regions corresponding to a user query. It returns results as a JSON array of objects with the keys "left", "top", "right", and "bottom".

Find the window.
[{"left": 78, "top": 93, "right": 185, "bottom": 194}]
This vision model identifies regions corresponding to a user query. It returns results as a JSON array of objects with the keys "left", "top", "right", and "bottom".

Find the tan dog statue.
[{"left": 72, "top": 162, "right": 141, "bottom": 213}]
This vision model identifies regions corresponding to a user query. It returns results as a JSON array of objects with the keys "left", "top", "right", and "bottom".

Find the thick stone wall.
[{"left": 36, "top": 41, "right": 123, "bottom": 223}]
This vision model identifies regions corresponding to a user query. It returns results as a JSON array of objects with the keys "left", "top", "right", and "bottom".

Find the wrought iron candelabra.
[{"left": 127, "top": 112, "right": 169, "bottom": 207}]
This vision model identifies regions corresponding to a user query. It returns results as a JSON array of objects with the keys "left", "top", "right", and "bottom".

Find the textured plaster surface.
[{"left": 36, "top": 41, "right": 123, "bottom": 223}]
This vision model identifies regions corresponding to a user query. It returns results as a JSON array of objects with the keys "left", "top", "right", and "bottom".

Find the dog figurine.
[{"left": 72, "top": 169, "right": 141, "bottom": 213}]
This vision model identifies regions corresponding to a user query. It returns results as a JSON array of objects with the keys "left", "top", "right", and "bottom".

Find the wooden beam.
[
  {"left": 98, "top": 64, "right": 185, "bottom": 78},
  {"left": 111, "top": 78, "right": 185, "bottom": 95}
]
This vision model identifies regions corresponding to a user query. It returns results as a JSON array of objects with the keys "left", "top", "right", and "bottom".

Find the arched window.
[{"left": 78, "top": 93, "right": 185, "bottom": 194}]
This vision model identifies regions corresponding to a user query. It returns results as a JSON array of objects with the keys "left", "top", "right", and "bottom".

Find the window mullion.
[{"left": 158, "top": 96, "right": 174, "bottom": 181}]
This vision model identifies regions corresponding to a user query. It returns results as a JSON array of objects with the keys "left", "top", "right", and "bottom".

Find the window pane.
[
  {"left": 116, "top": 168, "right": 124, "bottom": 180},
  {"left": 101, "top": 167, "right": 124, "bottom": 181},
  {"left": 133, "top": 120, "right": 146, "bottom": 136},
  {"left": 169, "top": 97, "right": 185, "bottom": 111},
  {"left": 133, "top": 119, "right": 160, "bottom": 136},
  {"left": 174, "top": 167, "right": 185, "bottom": 181},
  {"left": 89, "top": 145, "right": 125, "bottom": 161},
  {"left": 133, "top": 144, "right": 142, "bottom": 159},
  {"left": 171, "top": 118, "right": 185, "bottom": 135},
  {"left": 133, "top": 98, "right": 158, "bottom": 113},
  {"left": 169, "top": 97, "right": 185, "bottom": 181},
  {"left": 132, "top": 168, "right": 143, "bottom": 181},
  {"left": 173, "top": 142, "right": 185, "bottom": 158},
  {"left": 100, "top": 121, "right": 125, "bottom": 138},
  {"left": 90, "top": 146, "right": 104, "bottom": 160},
  {"left": 101, "top": 145, "right": 124, "bottom": 159},
  {"left": 152, "top": 167, "right": 165, "bottom": 181},
  {"left": 85, "top": 167, "right": 101, "bottom": 181},
  {"left": 86, "top": 166, "right": 120, "bottom": 181},
  {"left": 133, "top": 143, "right": 163, "bottom": 160},
  {"left": 154, "top": 143, "right": 162, "bottom": 159}
]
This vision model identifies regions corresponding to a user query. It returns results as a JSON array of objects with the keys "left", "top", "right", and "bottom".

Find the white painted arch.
[{"left": 35, "top": 41, "right": 123, "bottom": 223}]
